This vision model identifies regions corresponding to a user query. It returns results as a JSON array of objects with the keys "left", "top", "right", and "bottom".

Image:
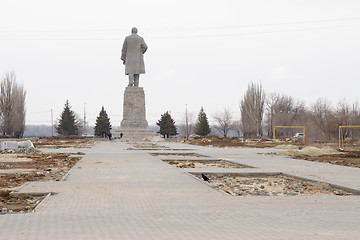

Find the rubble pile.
[
  {"left": 150, "top": 152, "right": 207, "bottom": 158},
  {"left": 277, "top": 146, "right": 342, "bottom": 157},
  {"left": 194, "top": 174, "right": 353, "bottom": 196},
  {"left": 0, "top": 190, "right": 44, "bottom": 214},
  {"left": 164, "top": 160, "right": 250, "bottom": 169}
]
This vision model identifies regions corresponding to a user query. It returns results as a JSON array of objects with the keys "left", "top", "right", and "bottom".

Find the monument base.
[
  {"left": 113, "top": 128, "right": 156, "bottom": 141},
  {"left": 115, "top": 86, "right": 156, "bottom": 141}
]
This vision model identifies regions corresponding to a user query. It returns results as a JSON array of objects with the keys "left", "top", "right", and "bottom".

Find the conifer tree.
[
  {"left": 94, "top": 106, "right": 112, "bottom": 137},
  {"left": 156, "top": 111, "right": 178, "bottom": 138},
  {"left": 56, "top": 100, "right": 79, "bottom": 136},
  {"left": 194, "top": 107, "right": 211, "bottom": 136}
]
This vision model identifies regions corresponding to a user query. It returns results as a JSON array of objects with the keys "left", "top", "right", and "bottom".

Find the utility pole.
[
  {"left": 353, "top": 103, "right": 355, "bottom": 124},
  {"left": 185, "top": 104, "right": 189, "bottom": 141},
  {"left": 51, "top": 109, "right": 54, "bottom": 137},
  {"left": 84, "top": 103, "right": 86, "bottom": 135},
  {"left": 169, "top": 111, "right": 171, "bottom": 139},
  {"left": 353, "top": 103, "right": 355, "bottom": 139},
  {"left": 270, "top": 106, "right": 273, "bottom": 138}
]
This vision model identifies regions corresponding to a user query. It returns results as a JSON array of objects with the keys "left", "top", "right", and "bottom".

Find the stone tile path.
[{"left": 1, "top": 141, "right": 359, "bottom": 239}]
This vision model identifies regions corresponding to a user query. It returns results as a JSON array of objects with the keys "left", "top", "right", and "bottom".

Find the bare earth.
[
  {"left": 193, "top": 173, "right": 353, "bottom": 196},
  {"left": 0, "top": 138, "right": 95, "bottom": 213},
  {"left": 150, "top": 152, "right": 208, "bottom": 158},
  {"left": 189, "top": 137, "right": 360, "bottom": 168},
  {"left": 163, "top": 159, "right": 250, "bottom": 168},
  {"left": 32, "top": 138, "right": 96, "bottom": 149}
]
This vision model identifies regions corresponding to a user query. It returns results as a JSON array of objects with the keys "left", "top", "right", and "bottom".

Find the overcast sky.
[{"left": 1, "top": 0, "right": 359, "bottom": 128}]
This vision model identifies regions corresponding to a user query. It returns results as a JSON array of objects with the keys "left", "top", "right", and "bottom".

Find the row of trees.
[
  {"left": 207, "top": 83, "right": 359, "bottom": 140},
  {"left": 174, "top": 82, "right": 359, "bottom": 141},
  {"left": 56, "top": 100, "right": 111, "bottom": 137},
  {"left": 156, "top": 107, "right": 212, "bottom": 138},
  {"left": 250, "top": 83, "right": 360, "bottom": 140}
]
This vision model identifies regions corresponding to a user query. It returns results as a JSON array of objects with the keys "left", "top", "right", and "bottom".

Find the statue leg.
[
  {"left": 128, "top": 74, "right": 134, "bottom": 86},
  {"left": 134, "top": 74, "right": 140, "bottom": 87}
]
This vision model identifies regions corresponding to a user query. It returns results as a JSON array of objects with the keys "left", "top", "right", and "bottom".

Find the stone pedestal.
[{"left": 114, "top": 87, "right": 156, "bottom": 141}]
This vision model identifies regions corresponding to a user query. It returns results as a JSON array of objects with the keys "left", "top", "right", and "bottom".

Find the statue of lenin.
[{"left": 121, "top": 27, "right": 148, "bottom": 87}]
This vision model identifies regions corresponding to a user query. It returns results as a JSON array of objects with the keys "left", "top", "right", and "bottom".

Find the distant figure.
[
  {"left": 201, "top": 174, "right": 210, "bottom": 182},
  {"left": 108, "top": 132, "right": 112, "bottom": 141},
  {"left": 120, "top": 132, "right": 123, "bottom": 138},
  {"left": 121, "top": 27, "right": 148, "bottom": 87}
]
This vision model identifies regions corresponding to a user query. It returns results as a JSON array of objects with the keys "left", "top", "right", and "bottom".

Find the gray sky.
[{"left": 1, "top": 0, "right": 359, "bottom": 128}]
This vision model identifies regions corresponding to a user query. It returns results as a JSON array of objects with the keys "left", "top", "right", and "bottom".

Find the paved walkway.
[{"left": 1, "top": 141, "right": 359, "bottom": 239}]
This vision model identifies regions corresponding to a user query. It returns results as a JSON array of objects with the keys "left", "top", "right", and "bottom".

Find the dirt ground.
[
  {"left": 32, "top": 137, "right": 96, "bottom": 149},
  {"left": 190, "top": 137, "right": 280, "bottom": 148},
  {"left": 131, "top": 143, "right": 168, "bottom": 149},
  {"left": 0, "top": 151, "right": 83, "bottom": 213},
  {"left": 150, "top": 152, "right": 208, "bottom": 158},
  {"left": 294, "top": 151, "right": 360, "bottom": 168},
  {"left": 189, "top": 137, "right": 360, "bottom": 168},
  {"left": 193, "top": 173, "right": 354, "bottom": 196},
  {"left": 163, "top": 160, "right": 251, "bottom": 168},
  {"left": 0, "top": 190, "right": 45, "bottom": 213}
]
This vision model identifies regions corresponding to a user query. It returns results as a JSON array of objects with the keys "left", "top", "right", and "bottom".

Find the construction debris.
[
  {"left": 163, "top": 160, "right": 251, "bottom": 168},
  {"left": 194, "top": 173, "right": 354, "bottom": 196},
  {"left": 277, "top": 146, "right": 342, "bottom": 157}
]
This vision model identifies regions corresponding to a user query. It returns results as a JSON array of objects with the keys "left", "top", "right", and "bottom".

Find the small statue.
[{"left": 121, "top": 27, "right": 148, "bottom": 87}]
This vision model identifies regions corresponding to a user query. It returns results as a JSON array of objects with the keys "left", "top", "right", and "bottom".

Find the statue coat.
[{"left": 121, "top": 33, "right": 147, "bottom": 75}]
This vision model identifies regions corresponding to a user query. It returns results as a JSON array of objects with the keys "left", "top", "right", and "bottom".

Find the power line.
[
  {"left": 1, "top": 24, "right": 358, "bottom": 41},
  {"left": 1, "top": 17, "right": 359, "bottom": 34},
  {"left": 144, "top": 17, "right": 360, "bottom": 32},
  {"left": 0, "top": 17, "right": 359, "bottom": 40}
]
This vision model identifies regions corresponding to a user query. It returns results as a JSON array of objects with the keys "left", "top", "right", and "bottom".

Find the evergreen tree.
[
  {"left": 56, "top": 100, "right": 79, "bottom": 136},
  {"left": 156, "top": 111, "right": 178, "bottom": 138},
  {"left": 194, "top": 107, "right": 211, "bottom": 136},
  {"left": 94, "top": 106, "right": 112, "bottom": 137}
]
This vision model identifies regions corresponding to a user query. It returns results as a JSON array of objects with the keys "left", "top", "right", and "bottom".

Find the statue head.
[{"left": 131, "top": 27, "right": 138, "bottom": 34}]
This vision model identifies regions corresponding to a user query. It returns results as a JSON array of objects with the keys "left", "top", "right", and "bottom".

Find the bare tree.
[
  {"left": 233, "top": 120, "right": 242, "bottom": 137},
  {"left": 75, "top": 113, "right": 86, "bottom": 136},
  {"left": 310, "top": 98, "right": 337, "bottom": 140},
  {"left": 335, "top": 99, "right": 360, "bottom": 139},
  {"left": 240, "top": 82, "right": 265, "bottom": 138},
  {"left": 350, "top": 101, "right": 360, "bottom": 139},
  {"left": 213, "top": 109, "right": 234, "bottom": 138},
  {"left": 0, "top": 72, "right": 26, "bottom": 136},
  {"left": 12, "top": 83, "right": 26, "bottom": 136},
  {"left": 178, "top": 110, "right": 195, "bottom": 139},
  {"left": 335, "top": 99, "right": 350, "bottom": 138},
  {"left": 265, "top": 93, "right": 306, "bottom": 137},
  {"left": 352, "top": 101, "right": 360, "bottom": 125}
]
